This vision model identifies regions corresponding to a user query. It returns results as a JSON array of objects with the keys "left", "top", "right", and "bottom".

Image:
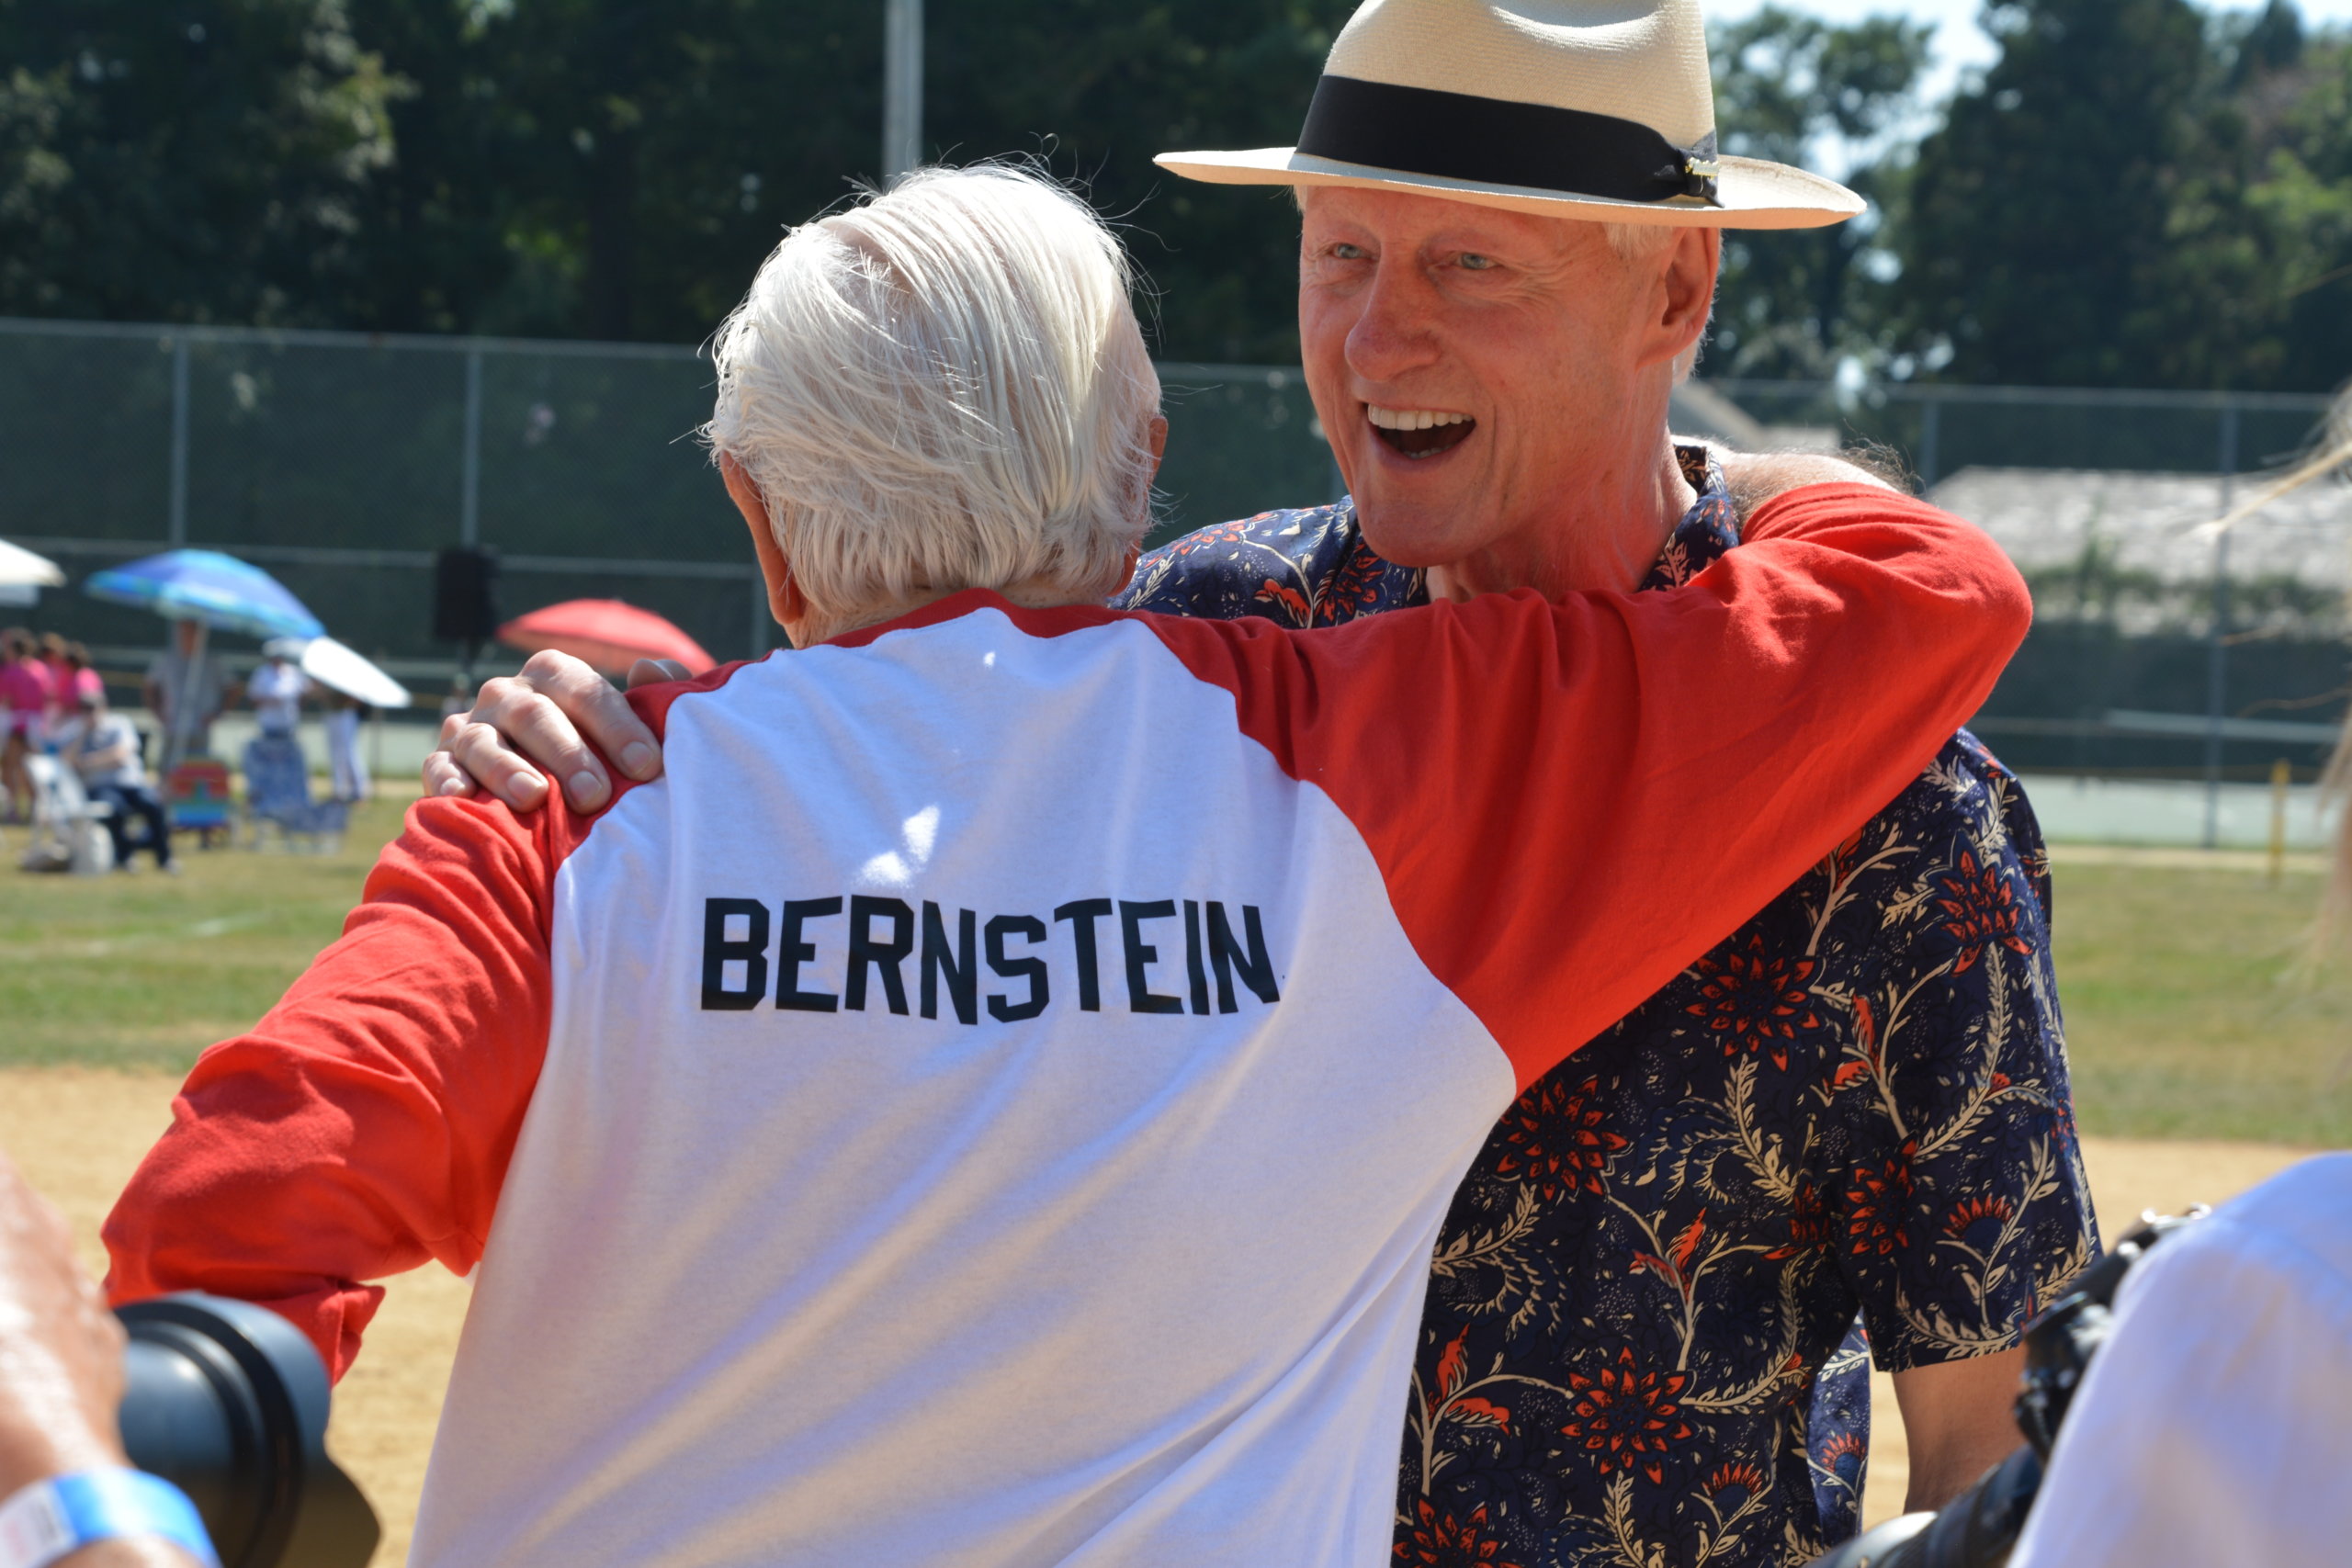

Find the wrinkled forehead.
[{"left": 1298, "top": 182, "right": 1613, "bottom": 258}]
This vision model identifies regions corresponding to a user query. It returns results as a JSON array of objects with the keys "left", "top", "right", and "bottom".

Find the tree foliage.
[
  {"left": 1892, "top": 0, "right": 2352, "bottom": 390},
  {"left": 1706, "top": 5, "right": 1934, "bottom": 378},
  {"left": 0, "top": 0, "right": 2343, "bottom": 385},
  {"left": 0, "top": 0, "right": 401, "bottom": 324}
]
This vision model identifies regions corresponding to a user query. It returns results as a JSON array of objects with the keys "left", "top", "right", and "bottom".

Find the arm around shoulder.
[
  {"left": 101, "top": 795, "right": 573, "bottom": 1378},
  {"left": 1200, "top": 482, "right": 2030, "bottom": 1088}
]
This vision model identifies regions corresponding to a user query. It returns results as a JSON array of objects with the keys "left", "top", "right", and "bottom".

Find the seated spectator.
[{"left": 51, "top": 690, "right": 174, "bottom": 874}]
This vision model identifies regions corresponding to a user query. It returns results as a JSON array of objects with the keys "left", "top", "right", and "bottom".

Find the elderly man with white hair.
[
  {"left": 107, "top": 160, "right": 2024, "bottom": 1568},
  {"left": 429, "top": 4, "right": 2097, "bottom": 1562}
]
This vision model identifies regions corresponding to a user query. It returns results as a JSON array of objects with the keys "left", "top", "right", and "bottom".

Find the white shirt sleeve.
[{"left": 2007, "top": 1154, "right": 2352, "bottom": 1568}]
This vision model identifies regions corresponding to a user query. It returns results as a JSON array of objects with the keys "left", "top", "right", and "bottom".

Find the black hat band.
[{"left": 1295, "top": 75, "right": 1721, "bottom": 206}]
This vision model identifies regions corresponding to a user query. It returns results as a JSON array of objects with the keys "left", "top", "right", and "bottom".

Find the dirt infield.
[{"left": 1, "top": 1066, "right": 2325, "bottom": 1563}]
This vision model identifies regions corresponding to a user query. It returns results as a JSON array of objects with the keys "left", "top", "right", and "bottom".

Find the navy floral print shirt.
[{"left": 1112, "top": 450, "right": 2098, "bottom": 1568}]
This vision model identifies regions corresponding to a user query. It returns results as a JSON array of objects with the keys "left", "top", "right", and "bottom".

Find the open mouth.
[{"left": 1366, "top": 404, "right": 1476, "bottom": 459}]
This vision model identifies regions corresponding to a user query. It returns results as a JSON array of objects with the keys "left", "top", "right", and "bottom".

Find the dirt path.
[{"left": 2, "top": 1067, "right": 2324, "bottom": 1562}]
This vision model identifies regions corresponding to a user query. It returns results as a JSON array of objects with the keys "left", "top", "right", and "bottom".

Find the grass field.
[
  {"left": 8, "top": 796, "right": 2349, "bottom": 1143},
  {"left": 2050, "top": 850, "right": 2352, "bottom": 1145}
]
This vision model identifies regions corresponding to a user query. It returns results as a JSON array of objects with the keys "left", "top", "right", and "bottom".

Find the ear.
[
  {"left": 721, "top": 452, "right": 808, "bottom": 632},
  {"left": 1148, "top": 414, "right": 1168, "bottom": 482},
  {"left": 1642, "top": 227, "right": 1720, "bottom": 372}
]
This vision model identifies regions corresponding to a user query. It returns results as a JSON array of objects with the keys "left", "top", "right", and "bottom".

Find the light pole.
[{"left": 884, "top": 0, "right": 922, "bottom": 182}]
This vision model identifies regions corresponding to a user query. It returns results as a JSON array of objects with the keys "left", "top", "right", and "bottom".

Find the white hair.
[
  {"left": 1600, "top": 220, "right": 1678, "bottom": 263},
  {"left": 707, "top": 164, "right": 1161, "bottom": 644}
]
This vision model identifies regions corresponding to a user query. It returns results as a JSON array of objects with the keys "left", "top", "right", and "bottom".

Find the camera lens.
[{"left": 116, "top": 1293, "right": 379, "bottom": 1568}]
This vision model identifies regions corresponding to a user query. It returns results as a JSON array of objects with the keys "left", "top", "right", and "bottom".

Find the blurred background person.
[
  {"left": 247, "top": 642, "right": 311, "bottom": 739},
  {"left": 61, "top": 642, "right": 104, "bottom": 708},
  {"left": 50, "top": 689, "right": 173, "bottom": 875},
  {"left": 38, "top": 633, "right": 73, "bottom": 707},
  {"left": 325, "top": 694, "right": 370, "bottom": 805},
  {"left": 2, "top": 626, "right": 54, "bottom": 824},
  {"left": 141, "top": 621, "right": 227, "bottom": 770}
]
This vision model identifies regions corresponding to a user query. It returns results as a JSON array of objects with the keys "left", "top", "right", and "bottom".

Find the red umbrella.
[{"left": 497, "top": 599, "right": 716, "bottom": 677}]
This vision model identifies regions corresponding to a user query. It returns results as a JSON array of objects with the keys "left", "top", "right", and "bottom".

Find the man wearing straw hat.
[{"left": 426, "top": 4, "right": 2097, "bottom": 1562}]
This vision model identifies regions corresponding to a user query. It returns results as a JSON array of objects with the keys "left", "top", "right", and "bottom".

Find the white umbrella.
[
  {"left": 0, "top": 537, "right": 65, "bottom": 589},
  {"left": 271, "top": 636, "right": 412, "bottom": 708}
]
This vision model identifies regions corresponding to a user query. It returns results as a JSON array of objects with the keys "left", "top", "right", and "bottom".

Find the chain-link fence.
[
  {"left": 2, "top": 316, "right": 2344, "bottom": 800},
  {"left": 0, "top": 320, "right": 1336, "bottom": 683}
]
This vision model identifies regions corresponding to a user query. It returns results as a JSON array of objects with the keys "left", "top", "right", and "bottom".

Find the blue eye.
[
  {"left": 1333, "top": 243, "right": 1368, "bottom": 260},
  {"left": 1459, "top": 253, "right": 1497, "bottom": 271}
]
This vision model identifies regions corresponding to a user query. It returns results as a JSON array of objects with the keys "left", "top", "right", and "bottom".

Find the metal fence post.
[
  {"left": 460, "top": 348, "right": 483, "bottom": 547},
  {"left": 2267, "top": 756, "right": 2290, "bottom": 884},
  {"left": 2200, "top": 402, "right": 2241, "bottom": 850},
  {"left": 167, "top": 337, "right": 190, "bottom": 546},
  {"left": 883, "top": 0, "right": 922, "bottom": 180},
  {"left": 1917, "top": 395, "right": 1941, "bottom": 491}
]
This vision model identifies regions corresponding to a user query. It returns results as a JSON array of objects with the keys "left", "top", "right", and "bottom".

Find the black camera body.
[
  {"left": 1805, "top": 1210, "right": 2203, "bottom": 1568},
  {"left": 117, "top": 1293, "right": 379, "bottom": 1568}
]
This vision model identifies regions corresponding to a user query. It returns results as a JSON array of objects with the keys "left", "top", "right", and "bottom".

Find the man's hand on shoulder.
[
  {"left": 1715, "top": 447, "right": 1903, "bottom": 523},
  {"left": 422, "top": 651, "right": 686, "bottom": 811}
]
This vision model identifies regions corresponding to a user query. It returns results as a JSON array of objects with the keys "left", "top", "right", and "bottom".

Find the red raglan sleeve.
[
  {"left": 101, "top": 794, "right": 577, "bottom": 1380},
  {"left": 1143, "top": 482, "right": 2030, "bottom": 1089}
]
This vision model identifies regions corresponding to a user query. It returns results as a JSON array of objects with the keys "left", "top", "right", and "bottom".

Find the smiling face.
[{"left": 1297, "top": 186, "right": 1719, "bottom": 597}]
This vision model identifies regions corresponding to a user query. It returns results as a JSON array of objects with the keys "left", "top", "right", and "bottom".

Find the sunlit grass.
[
  {"left": 0, "top": 798, "right": 409, "bottom": 1069},
  {"left": 2052, "top": 860, "right": 2351, "bottom": 1146}
]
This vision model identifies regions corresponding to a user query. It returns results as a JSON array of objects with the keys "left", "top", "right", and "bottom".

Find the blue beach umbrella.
[{"left": 84, "top": 549, "right": 323, "bottom": 641}]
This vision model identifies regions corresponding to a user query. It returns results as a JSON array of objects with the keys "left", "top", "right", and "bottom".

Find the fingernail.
[
  {"left": 438, "top": 778, "right": 469, "bottom": 796},
  {"left": 510, "top": 772, "right": 546, "bottom": 799},
  {"left": 569, "top": 771, "right": 606, "bottom": 806},
  {"left": 621, "top": 741, "right": 657, "bottom": 776}
]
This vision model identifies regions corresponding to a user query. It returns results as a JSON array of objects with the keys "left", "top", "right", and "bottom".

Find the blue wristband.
[{"left": 0, "top": 1470, "right": 219, "bottom": 1568}]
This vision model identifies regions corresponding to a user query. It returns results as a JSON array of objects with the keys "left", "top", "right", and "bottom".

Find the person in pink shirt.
[
  {"left": 38, "top": 635, "right": 73, "bottom": 720},
  {"left": 62, "top": 644, "right": 105, "bottom": 710},
  {"left": 0, "top": 627, "right": 57, "bottom": 822}
]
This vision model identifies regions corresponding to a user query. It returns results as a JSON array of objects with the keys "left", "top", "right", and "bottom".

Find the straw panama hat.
[{"left": 1157, "top": 0, "right": 1863, "bottom": 230}]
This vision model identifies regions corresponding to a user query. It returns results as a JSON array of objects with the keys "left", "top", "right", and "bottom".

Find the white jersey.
[{"left": 105, "top": 487, "right": 2030, "bottom": 1568}]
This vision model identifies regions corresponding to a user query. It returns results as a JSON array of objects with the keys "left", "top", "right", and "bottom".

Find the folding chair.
[
  {"left": 165, "top": 758, "right": 235, "bottom": 848},
  {"left": 19, "top": 754, "right": 114, "bottom": 874},
  {"left": 241, "top": 733, "right": 346, "bottom": 852}
]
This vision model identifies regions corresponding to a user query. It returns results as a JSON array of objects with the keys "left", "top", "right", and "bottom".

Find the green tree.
[
  {"left": 2222, "top": 12, "right": 2352, "bottom": 389},
  {"left": 327, "top": 0, "right": 1346, "bottom": 355},
  {"left": 0, "top": 0, "right": 401, "bottom": 324},
  {"left": 1705, "top": 5, "right": 1933, "bottom": 379},
  {"left": 332, "top": 0, "right": 881, "bottom": 341},
  {"left": 1889, "top": 0, "right": 2352, "bottom": 391},
  {"left": 928, "top": 1, "right": 1351, "bottom": 363}
]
